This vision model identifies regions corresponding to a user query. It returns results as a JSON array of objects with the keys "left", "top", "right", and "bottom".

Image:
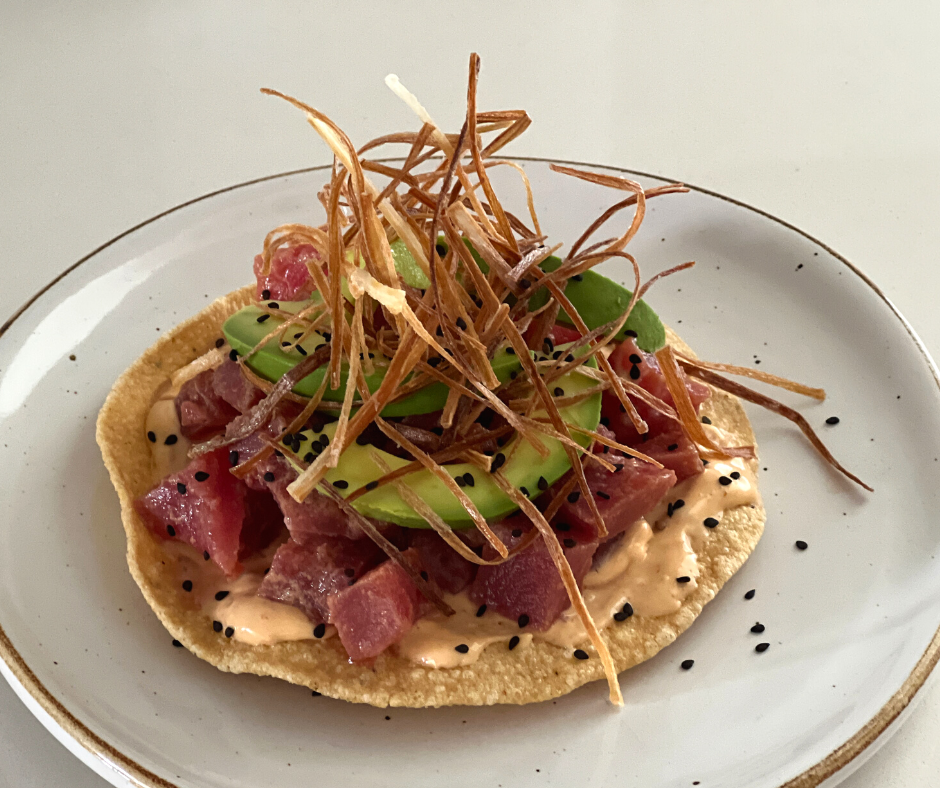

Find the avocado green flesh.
[
  {"left": 285, "top": 363, "right": 602, "bottom": 528},
  {"left": 392, "top": 241, "right": 665, "bottom": 352},
  {"left": 222, "top": 302, "right": 522, "bottom": 417}
]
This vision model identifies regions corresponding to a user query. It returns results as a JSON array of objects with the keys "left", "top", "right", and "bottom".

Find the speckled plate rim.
[{"left": 0, "top": 158, "right": 937, "bottom": 788}]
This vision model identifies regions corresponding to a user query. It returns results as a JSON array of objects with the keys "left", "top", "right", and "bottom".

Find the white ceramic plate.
[{"left": 2, "top": 160, "right": 939, "bottom": 788}]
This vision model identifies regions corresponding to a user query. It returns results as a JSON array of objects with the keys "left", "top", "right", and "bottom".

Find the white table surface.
[{"left": 2, "top": 2, "right": 938, "bottom": 786}]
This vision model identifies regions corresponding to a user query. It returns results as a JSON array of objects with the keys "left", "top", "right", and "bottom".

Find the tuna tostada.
[{"left": 97, "top": 55, "right": 868, "bottom": 707}]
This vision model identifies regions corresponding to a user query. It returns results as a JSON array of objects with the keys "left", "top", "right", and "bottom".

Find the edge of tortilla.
[{"left": 96, "top": 286, "right": 766, "bottom": 708}]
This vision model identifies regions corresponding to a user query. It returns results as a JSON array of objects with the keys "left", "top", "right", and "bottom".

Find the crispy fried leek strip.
[
  {"left": 491, "top": 472, "right": 623, "bottom": 706},
  {"left": 676, "top": 355, "right": 826, "bottom": 400},
  {"left": 681, "top": 365, "right": 873, "bottom": 491},
  {"left": 656, "top": 345, "right": 733, "bottom": 461},
  {"left": 374, "top": 417, "right": 507, "bottom": 558}
]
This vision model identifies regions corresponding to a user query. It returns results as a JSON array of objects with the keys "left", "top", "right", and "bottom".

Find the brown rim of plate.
[{"left": 0, "top": 158, "right": 937, "bottom": 788}]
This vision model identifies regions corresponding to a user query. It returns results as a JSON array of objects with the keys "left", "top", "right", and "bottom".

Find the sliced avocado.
[
  {"left": 285, "top": 357, "right": 602, "bottom": 528},
  {"left": 222, "top": 301, "right": 522, "bottom": 417},
  {"left": 393, "top": 241, "right": 666, "bottom": 351}
]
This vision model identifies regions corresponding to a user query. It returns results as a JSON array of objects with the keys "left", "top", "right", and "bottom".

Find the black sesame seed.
[
  {"left": 435, "top": 243, "right": 447, "bottom": 256},
  {"left": 172, "top": 639, "right": 183, "bottom": 648},
  {"left": 572, "top": 273, "right": 584, "bottom": 282},
  {"left": 194, "top": 471, "right": 210, "bottom": 482},
  {"left": 167, "top": 524, "right": 176, "bottom": 536},
  {"left": 267, "top": 302, "right": 280, "bottom": 309},
  {"left": 826, "top": 416, "right": 840, "bottom": 425},
  {"left": 203, "top": 551, "right": 210, "bottom": 561},
  {"left": 701, "top": 416, "right": 712, "bottom": 424},
  {"left": 511, "top": 528, "right": 523, "bottom": 538},
  {"left": 510, "top": 371, "right": 518, "bottom": 380},
  {"left": 676, "top": 576, "right": 691, "bottom": 584},
  {"left": 463, "top": 473, "right": 475, "bottom": 487},
  {"left": 365, "top": 480, "right": 378, "bottom": 491},
  {"left": 518, "top": 614, "right": 530, "bottom": 628},
  {"left": 431, "top": 426, "right": 444, "bottom": 436},
  {"left": 274, "top": 450, "right": 283, "bottom": 457},
  {"left": 212, "top": 621, "right": 223, "bottom": 633},
  {"left": 519, "top": 278, "right": 531, "bottom": 289},
  {"left": 311, "top": 690, "right": 321, "bottom": 697},
  {"left": 225, "top": 627, "right": 234, "bottom": 638},
  {"left": 718, "top": 476, "right": 732, "bottom": 486},
  {"left": 491, "top": 453, "right": 506, "bottom": 472},
  {"left": 755, "top": 642, "right": 770, "bottom": 653},
  {"left": 556, "top": 522, "right": 570, "bottom": 532},
  {"left": 455, "top": 644, "right": 470, "bottom": 654},
  {"left": 263, "top": 471, "right": 276, "bottom": 483},
  {"left": 294, "top": 333, "right": 304, "bottom": 339},
  {"left": 321, "top": 332, "right": 331, "bottom": 341},
  {"left": 456, "top": 317, "right": 467, "bottom": 330},
  {"left": 257, "top": 314, "right": 271, "bottom": 323},
  {"left": 629, "top": 365, "right": 641, "bottom": 380},
  {"left": 476, "top": 604, "right": 487, "bottom": 617},
  {"left": 613, "top": 611, "right": 628, "bottom": 622},
  {"left": 506, "top": 346, "right": 516, "bottom": 355},
  {"left": 304, "top": 452, "right": 315, "bottom": 463},
  {"left": 795, "top": 540, "right": 808, "bottom": 550},
  {"left": 427, "top": 356, "right": 441, "bottom": 368},
  {"left": 596, "top": 491, "right": 611, "bottom": 500},
  {"left": 333, "top": 480, "right": 349, "bottom": 489},
  {"left": 229, "top": 349, "right": 239, "bottom": 362},
  {"left": 625, "top": 329, "right": 638, "bottom": 338},
  {"left": 744, "top": 589, "right": 756, "bottom": 600},
  {"left": 574, "top": 649, "right": 589, "bottom": 660},
  {"left": 629, "top": 354, "right": 642, "bottom": 365},
  {"left": 456, "top": 476, "right": 466, "bottom": 487},
  {"left": 563, "top": 538, "right": 576, "bottom": 548},
  {"left": 215, "top": 337, "right": 225, "bottom": 348},
  {"left": 730, "top": 471, "right": 741, "bottom": 480},
  {"left": 320, "top": 435, "right": 330, "bottom": 447},
  {"left": 420, "top": 571, "right": 429, "bottom": 581},
  {"left": 673, "top": 499, "right": 685, "bottom": 511},
  {"left": 667, "top": 443, "right": 678, "bottom": 452},
  {"left": 537, "top": 476, "right": 548, "bottom": 491},
  {"left": 176, "top": 482, "right": 187, "bottom": 495},
  {"left": 614, "top": 464, "right": 623, "bottom": 473},
  {"left": 215, "top": 591, "right": 229, "bottom": 602},
  {"left": 567, "top": 490, "right": 580, "bottom": 503},
  {"left": 282, "top": 341, "right": 291, "bottom": 348},
  {"left": 704, "top": 517, "right": 719, "bottom": 528},
  {"left": 520, "top": 486, "right": 529, "bottom": 496},
  {"left": 229, "top": 450, "right": 239, "bottom": 467},
  {"left": 182, "top": 580, "right": 193, "bottom": 592},
  {"left": 565, "top": 354, "right": 574, "bottom": 363},
  {"left": 435, "top": 325, "right": 444, "bottom": 337},
  {"left": 296, "top": 345, "right": 307, "bottom": 356},
  {"left": 543, "top": 337, "right": 554, "bottom": 354},
  {"left": 147, "top": 431, "right": 157, "bottom": 443},
  {"left": 751, "top": 622, "right": 766, "bottom": 634},
  {"left": 313, "top": 623, "right": 326, "bottom": 638},
  {"left": 681, "top": 659, "right": 695, "bottom": 670},
  {"left": 261, "top": 289, "right": 271, "bottom": 300},
  {"left": 508, "top": 635, "right": 520, "bottom": 650},
  {"left": 552, "top": 350, "right": 562, "bottom": 360},
  {"left": 164, "top": 434, "right": 178, "bottom": 446}
]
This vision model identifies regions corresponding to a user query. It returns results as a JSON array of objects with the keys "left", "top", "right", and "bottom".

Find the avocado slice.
[
  {"left": 222, "top": 301, "right": 522, "bottom": 417},
  {"left": 393, "top": 241, "right": 666, "bottom": 352},
  {"left": 284, "top": 359, "right": 602, "bottom": 528}
]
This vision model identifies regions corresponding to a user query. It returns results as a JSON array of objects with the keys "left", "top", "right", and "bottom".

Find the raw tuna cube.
[
  {"left": 469, "top": 517, "right": 597, "bottom": 630},
  {"left": 328, "top": 558, "right": 422, "bottom": 662},
  {"left": 625, "top": 425, "right": 704, "bottom": 482},
  {"left": 258, "top": 537, "right": 384, "bottom": 623},
  {"left": 253, "top": 244, "right": 319, "bottom": 301},
  {"left": 406, "top": 530, "right": 477, "bottom": 594},
  {"left": 211, "top": 360, "right": 264, "bottom": 413},
  {"left": 552, "top": 452, "right": 676, "bottom": 543},
  {"left": 175, "top": 369, "right": 240, "bottom": 441},
  {"left": 134, "top": 448, "right": 283, "bottom": 577}
]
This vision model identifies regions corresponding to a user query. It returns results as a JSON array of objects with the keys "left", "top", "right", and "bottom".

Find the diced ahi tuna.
[
  {"left": 552, "top": 451, "right": 676, "bottom": 543},
  {"left": 605, "top": 337, "right": 710, "bottom": 439},
  {"left": 134, "top": 448, "right": 283, "bottom": 577},
  {"left": 258, "top": 537, "right": 384, "bottom": 624},
  {"left": 626, "top": 425, "right": 704, "bottom": 482},
  {"left": 469, "top": 516, "right": 597, "bottom": 630},
  {"left": 253, "top": 244, "right": 319, "bottom": 301},
  {"left": 550, "top": 324, "right": 584, "bottom": 345},
  {"left": 328, "top": 557, "right": 422, "bottom": 662},
  {"left": 175, "top": 369, "right": 240, "bottom": 441},
  {"left": 211, "top": 360, "right": 264, "bottom": 413},
  {"left": 406, "top": 530, "right": 477, "bottom": 594}
]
